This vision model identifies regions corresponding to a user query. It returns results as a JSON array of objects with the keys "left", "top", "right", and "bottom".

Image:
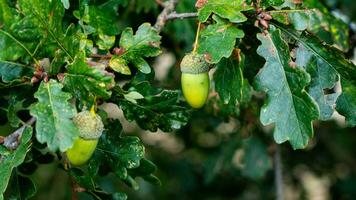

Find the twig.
[
  {"left": 155, "top": 0, "right": 165, "bottom": 7},
  {"left": 154, "top": 0, "right": 180, "bottom": 33},
  {"left": 274, "top": 144, "right": 284, "bottom": 200},
  {"left": 90, "top": 54, "right": 113, "bottom": 59},
  {"left": 166, "top": 12, "right": 198, "bottom": 20},
  {"left": 2, "top": 117, "right": 36, "bottom": 150}
]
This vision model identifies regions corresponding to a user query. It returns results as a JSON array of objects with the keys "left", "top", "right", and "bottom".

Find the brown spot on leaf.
[
  {"left": 112, "top": 47, "right": 126, "bottom": 56},
  {"left": 195, "top": 0, "right": 208, "bottom": 9},
  {"left": 204, "top": 53, "right": 212, "bottom": 63},
  {"left": 57, "top": 73, "right": 65, "bottom": 82},
  {"left": 289, "top": 61, "right": 297, "bottom": 68}
]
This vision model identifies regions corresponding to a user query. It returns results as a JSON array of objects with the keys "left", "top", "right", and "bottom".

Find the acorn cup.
[
  {"left": 66, "top": 110, "right": 104, "bottom": 166},
  {"left": 180, "top": 52, "right": 210, "bottom": 108}
]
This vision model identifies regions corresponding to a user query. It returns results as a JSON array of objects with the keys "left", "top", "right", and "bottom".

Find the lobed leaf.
[
  {"left": 118, "top": 23, "right": 162, "bottom": 74},
  {"left": 336, "top": 80, "right": 356, "bottom": 127},
  {"left": 254, "top": 27, "right": 319, "bottom": 149},
  {"left": 30, "top": 80, "right": 79, "bottom": 152},
  {"left": 198, "top": 16, "right": 244, "bottom": 63},
  {"left": 0, "top": 126, "right": 32, "bottom": 200},
  {"left": 197, "top": 0, "right": 253, "bottom": 23},
  {"left": 64, "top": 57, "right": 114, "bottom": 101}
]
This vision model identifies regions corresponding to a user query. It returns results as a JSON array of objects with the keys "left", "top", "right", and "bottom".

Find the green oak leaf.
[
  {"left": 30, "top": 79, "right": 79, "bottom": 152},
  {"left": 198, "top": 15, "right": 244, "bottom": 63},
  {"left": 198, "top": 0, "right": 253, "bottom": 23},
  {"left": 7, "top": 98, "right": 26, "bottom": 127},
  {"left": 275, "top": 24, "right": 356, "bottom": 86},
  {"left": 254, "top": 27, "right": 319, "bottom": 149},
  {"left": 295, "top": 44, "right": 339, "bottom": 120},
  {"left": 269, "top": 9, "right": 315, "bottom": 31},
  {"left": 64, "top": 57, "right": 114, "bottom": 100},
  {"left": 87, "top": 120, "right": 153, "bottom": 189},
  {"left": 336, "top": 80, "right": 356, "bottom": 127},
  {"left": 214, "top": 56, "right": 250, "bottom": 105},
  {"left": 0, "top": 126, "right": 32, "bottom": 200},
  {"left": 275, "top": 0, "right": 350, "bottom": 51},
  {"left": 118, "top": 23, "right": 162, "bottom": 74},
  {"left": 0, "top": 61, "right": 33, "bottom": 83},
  {"left": 114, "top": 81, "right": 190, "bottom": 132},
  {"left": 5, "top": 174, "right": 36, "bottom": 200},
  {"left": 261, "top": 0, "right": 284, "bottom": 7},
  {"left": 74, "top": 2, "right": 121, "bottom": 36}
]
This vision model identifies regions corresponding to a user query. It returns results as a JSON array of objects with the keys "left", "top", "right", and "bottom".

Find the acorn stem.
[{"left": 193, "top": 22, "right": 201, "bottom": 53}]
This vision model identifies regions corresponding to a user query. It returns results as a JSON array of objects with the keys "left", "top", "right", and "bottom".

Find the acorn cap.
[
  {"left": 73, "top": 111, "right": 104, "bottom": 140},
  {"left": 180, "top": 53, "right": 210, "bottom": 74}
]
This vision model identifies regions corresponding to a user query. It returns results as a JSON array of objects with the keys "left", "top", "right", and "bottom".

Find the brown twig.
[
  {"left": 154, "top": 0, "right": 180, "bottom": 33},
  {"left": 166, "top": 12, "right": 198, "bottom": 20},
  {"left": 2, "top": 117, "right": 36, "bottom": 150},
  {"left": 90, "top": 53, "right": 113, "bottom": 59},
  {"left": 155, "top": 0, "right": 166, "bottom": 7}
]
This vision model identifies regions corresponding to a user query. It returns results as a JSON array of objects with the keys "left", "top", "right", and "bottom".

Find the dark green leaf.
[
  {"left": 30, "top": 79, "right": 79, "bottom": 152},
  {"left": 75, "top": 1, "right": 125, "bottom": 36},
  {"left": 275, "top": 24, "right": 356, "bottom": 87},
  {"left": 214, "top": 57, "right": 249, "bottom": 105},
  {"left": 275, "top": 0, "right": 350, "bottom": 51},
  {"left": 116, "top": 88, "right": 190, "bottom": 132},
  {"left": 254, "top": 26, "right": 319, "bottom": 149},
  {"left": 295, "top": 44, "right": 339, "bottom": 120},
  {"left": 7, "top": 97, "right": 25, "bottom": 127},
  {"left": 0, "top": 126, "right": 32, "bottom": 200},
  {"left": 0, "top": 61, "right": 33, "bottom": 83},
  {"left": 336, "top": 80, "right": 356, "bottom": 127},
  {"left": 64, "top": 57, "right": 114, "bottom": 101},
  {"left": 5, "top": 174, "right": 36, "bottom": 200}
]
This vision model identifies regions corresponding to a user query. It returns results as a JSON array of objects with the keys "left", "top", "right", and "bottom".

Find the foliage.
[{"left": 0, "top": 0, "right": 355, "bottom": 199}]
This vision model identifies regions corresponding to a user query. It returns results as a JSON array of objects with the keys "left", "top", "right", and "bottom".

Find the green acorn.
[
  {"left": 66, "top": 110, "right": 104, "bottom": 166},
  {"left": 180, "top": 52, "right": 210, "bottom": 108}
]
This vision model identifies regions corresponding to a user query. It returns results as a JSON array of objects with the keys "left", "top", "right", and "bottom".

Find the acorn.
[
  {"left": 66, "top": 110, "right": 104, "bottom": 166},
  {"left": 180, "top": 52, "right": 210, "bottom": 108}
]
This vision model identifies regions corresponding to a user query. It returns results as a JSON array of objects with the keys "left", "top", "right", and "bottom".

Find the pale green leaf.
[
  {"left": 30, "top": 79, "right": 79, "bottom": 152},
  {"left": 119, "top": 23, "right": 161, "bottom": 74},
  {"left": 198, "top": 0, "right": 253, "bottom": 23}
]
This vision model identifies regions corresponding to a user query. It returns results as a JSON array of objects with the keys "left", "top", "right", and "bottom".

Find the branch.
[
  {"left": 274, "top": 144, "right": 284, "bottom": 200},
  {"left": 90, "top": 53, "right": 113, "bottom": 59},
  {"left": 166, "top": 12, "right": 198, "bottom": 20},
  {"left": 154, "top": 0, "right": 180, "bottom": 33},
  {"left": 1, "top": 117, "right": 36, "bottom": 150}
]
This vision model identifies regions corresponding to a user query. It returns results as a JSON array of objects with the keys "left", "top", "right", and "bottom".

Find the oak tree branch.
[
  {"left": 154, "top": 0, "right": 180, "bottom": 32},
  {"left": 166, "top": 12, "right": 198, "bottom": 20}
]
